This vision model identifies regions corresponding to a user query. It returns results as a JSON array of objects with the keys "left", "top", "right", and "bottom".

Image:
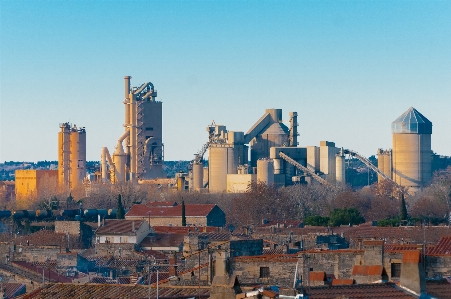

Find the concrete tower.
[
  {"left": 58, "top": 123, "right": 86, "bottom": 189},
  {"left": 391, "top": 107, "right": 432, "bottom": 192}
]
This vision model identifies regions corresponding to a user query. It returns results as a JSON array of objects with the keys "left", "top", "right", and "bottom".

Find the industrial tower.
[
  {"left": 377, "top": 107, "right": 433, "bottom": 192},
  {"left": 58, "top": 122, "right": 86, "bottom": 189},
  {"left": 101, "top": 76, "right": 165, "bottom": 183}
]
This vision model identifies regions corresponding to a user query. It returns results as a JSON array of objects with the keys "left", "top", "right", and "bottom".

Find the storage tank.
[
  {"left": 257, "top": 159, "right": 274, "bottom": 185},
  {"left": 69, "top": 127, "right": 80, "bottom": 188},
  {"left": 0, "top": 210, "right": 12, "bottom": 218},
  {"left": 391, "top": 107, "right": 432, "bottom": 192},
  {"left": 113, "top": 143, "right": 127, "bottom": 183},
  {"left": 377, "top": 149, "right": 386, "bottom": 181},
  {"left": 383, "top": 150, "right": 392, "bottom": 179},
  {"left": 192, "top": 162, "right": 204, "bottom": 191},
  {"left": 336, "top": 152, "right": 346, "bottom": 184},
  {"left": 208, "top": 147, "right": 228, "bottom": 192},
  {"left": 273, "top": 159, "right": 283, "bottom": 174},
  {"left": 58, "top": 123, "right": 71, "bottom": 187}
]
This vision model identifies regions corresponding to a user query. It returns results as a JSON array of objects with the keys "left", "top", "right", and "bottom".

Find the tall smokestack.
[{"left": 124, "top": 76, "right": 131, "bottom": 98}]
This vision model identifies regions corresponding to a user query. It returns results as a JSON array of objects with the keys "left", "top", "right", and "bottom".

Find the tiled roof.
[
  {"left": 254, "top": 225, "right": 451, "bottom": 247},
  {"left": 426, "top": 279, "right": 451, "bottom": 299},
  {"left": 152, "top": 226, "right": 218, "bottom": 234},
  {"left": 363, "top": 240, "right": 384, "bottom": 246},
  {"left": 384, "top": 244, "right": 420, "bottom": 252},
  {"left": 262, "top": 249, "right": 285, "bottom": 255},
  {"left": 146, "top": 201, "right": 178, "bottom": 207},
  {"left": 331, "top": 279, "right": 354, "bottom": 285},
  {"left": 95, "top": 219, "right": 144, "bottom": 235},
  {"left": 308, "top": 283, "right": 416, "bottom": 298},
  {"left": 139, "top": 233, "right": 185, "bottom": 248},
  {"left": 3, "top": 282, "right": 26, "bottom": 299},
  {"left": 2, "top": 230, "right": 83, "bottom": 248},
  {"left": 198, "top": 232, "right": 231, "bottom": 241},
  {"left": 309, "top": 271, "right": 326, "bottom": 281},
  {"left": 427, "top": 236, "right": 451, "bottom": 255},
  {"left": 258, "top": 220, "right": 303, "bottom": 228},
  {"left": 232, "top": 254, "right": 298, "bottom": 263},
  {"left": 351, "top": 265, "right": 384, "bottom": 276},
  {"left": 12, "top": 261, "right": 72, "bottom": 283},
  {"left": 16, "top": 283, "right": 210, "bottom": 299},
  {"left": 126, "top": 204, "right": 217, "bottom": 218}
]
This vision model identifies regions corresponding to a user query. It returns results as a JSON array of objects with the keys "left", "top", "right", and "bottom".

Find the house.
[
  {"left": 125, "top": 202, "right": 226, "bottom": 227},
  {"left": 95, "top": 219, "right": 152, "bottom": 245}
]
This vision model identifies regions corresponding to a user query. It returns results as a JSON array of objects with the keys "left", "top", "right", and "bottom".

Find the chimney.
[
  {"left": 400, "top": 250, "right": 426, "bottom": 294},
  {"left": 132, "top": 221, "right": 135, "bottom": 232},
  {"left": 102, "top": 218, "right": 105, "bottom": 227},
  {"left": 98, "top": 214, "right": 101, "bottom": 227},
  {"left": 169, "top": 253, "right": 177, "bottom": 277}
]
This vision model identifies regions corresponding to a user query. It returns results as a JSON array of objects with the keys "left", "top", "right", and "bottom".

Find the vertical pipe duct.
[
  {"left": 124, "top": 76, "right": 131, "bottom": 158},
  {"left": 289, "top": 112, "right": 298, "bottom": 147},
  {"left": 129, "top": 93, "right": 137, "bottom": 180}
]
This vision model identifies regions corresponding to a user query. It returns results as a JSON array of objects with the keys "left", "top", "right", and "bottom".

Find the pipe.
[
  {"left": 101, "top": 147, "right": 108, "bottom": 182},
  {"left": 124, "top": 76, "right": 131, "bottom": 157}
]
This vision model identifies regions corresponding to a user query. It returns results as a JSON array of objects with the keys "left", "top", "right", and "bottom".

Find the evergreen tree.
[
  {"left": 66, "top": 193, "right": 73, "bottom": 210},
  {"left": 181, "top": 200, "right": 186, "bottom": 226},
  {"left": 400, "top": 193, "right": 408, "bottom": 221},
  {"left": 117, "top": 194, "right": 125, "bottom": 219}
]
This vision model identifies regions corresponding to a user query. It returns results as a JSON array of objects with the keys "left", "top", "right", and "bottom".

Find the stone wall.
[
  {"left": 230, "top": 258, "right": 297, "bottom": 288},
  {"left": 95, "top": 242, "right": 136, "bottom": 257},
  {"left": 55, "top": 221, "right": 81, "bottom": 235}
]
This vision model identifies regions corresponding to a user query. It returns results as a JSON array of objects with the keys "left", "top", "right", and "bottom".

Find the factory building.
[
  {"left": 15, "top": 170, "right": 58, "bottom": 200},
  {"left": 58, "top": 122, "right": 86, "bottom": 189},
  {"left": 377, "top": 107, "right": 434, "bottom": 193},
  {"left": 191, "top": 108, "right": 343, "bottom": 193},
  {"left": 101, "top": 76, "right": 165, "bottom": 183}
]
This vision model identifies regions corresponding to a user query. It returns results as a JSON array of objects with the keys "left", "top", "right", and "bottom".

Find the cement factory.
[
  {"left": 14, "top": 76, "right": 445, "bottom": 200},
  {"left": 95, "top": 76, "right": 444, "bottom": 195}
]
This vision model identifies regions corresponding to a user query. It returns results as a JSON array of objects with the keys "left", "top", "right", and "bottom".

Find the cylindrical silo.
[
  {"left": 208, "top": 146, "right": 228, "bottom": 192},
  {"left": 383, "top": 150, "right": 392, "bottom": 179},
  {"left": 101, "top": 147, "right": 108, "bottom": 182},
  {"left": 257, "top": 159, "right": 274, "bottom": 185},
  {"left": 113, "top": 143, "right": 127, "bottom": 183},
  {"left": 336, "top": 154, "right": 345, "bottom": 184},
  {"left": 69, "top": 127, "right": 80, "bottom": 188},
  {"left": 273, "top": 159, "right": 283, "bottom": 174},
  {"left": 391, "top": 107, "right": 432, "bottom": 192},
  {"left": 192, "top": 162, "right": 204, "bottom": 191},
  {"left": 377, "top": 149, "right": 386, "bottom": 182},
  {"left": 58, "top": 123, "right": 71, "bottom": 188}
]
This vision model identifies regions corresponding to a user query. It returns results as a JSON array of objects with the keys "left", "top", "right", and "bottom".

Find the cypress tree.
[
  {"left": 117, "top": 194, "right": 125, "bottom": 219},
  {"left": 400, "top": 193, "right": 408, "bottom": 221},
  {"left": 181, "top": 200, "right": 186, "bottom": 226}
]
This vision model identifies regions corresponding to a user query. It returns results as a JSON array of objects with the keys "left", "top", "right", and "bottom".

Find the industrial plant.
[{"left": 101, "top": 76, "right": 165, "bottom": 183}]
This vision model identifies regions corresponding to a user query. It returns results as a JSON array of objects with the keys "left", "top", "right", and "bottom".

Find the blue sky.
[{"left": 1, "top": 1, "right": 450, "bottom": 162}]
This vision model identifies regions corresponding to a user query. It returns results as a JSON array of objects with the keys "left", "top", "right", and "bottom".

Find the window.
[
  {"left": 391, "top": 263, "right": 401, "bottom": 278},
  {"left": 260, "top": 267, "right": 270, "bottom": 278}
]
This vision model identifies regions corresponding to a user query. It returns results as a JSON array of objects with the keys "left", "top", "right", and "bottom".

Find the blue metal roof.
[{"left": 391, "top": 107, "right": 432, "bottom": 134}]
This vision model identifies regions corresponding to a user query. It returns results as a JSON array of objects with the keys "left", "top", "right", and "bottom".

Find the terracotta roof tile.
[
  {"left": 152, "top": 226, "right": 218, "bottom": 234},
  {"left": 139, "top": 233, "right": 184, "bottom": 248},
  {"left": 426, "top": 279, "right": 451, "bottom": 299},
  {"left": 308, "top": 283, "right": 416, "bottom": 298},
  {"left": 126, "top": 204, "right": 217, "bottom": 218},
  {"left": 427, "top": 236, "right": 451, "bottom": 255},
  {"left": 15, "top": 283, "right": 210, "bottom": 299},
  {"left": 331, "top": 279, "right": 354, "bottom": 285},
  {"left": 95, "top": 219, "right": 144, "bottom": 235}
]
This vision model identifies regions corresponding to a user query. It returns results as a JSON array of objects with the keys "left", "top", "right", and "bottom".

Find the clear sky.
[{"left": 1, "top": 1, "right": 450, "bottom": 162}]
